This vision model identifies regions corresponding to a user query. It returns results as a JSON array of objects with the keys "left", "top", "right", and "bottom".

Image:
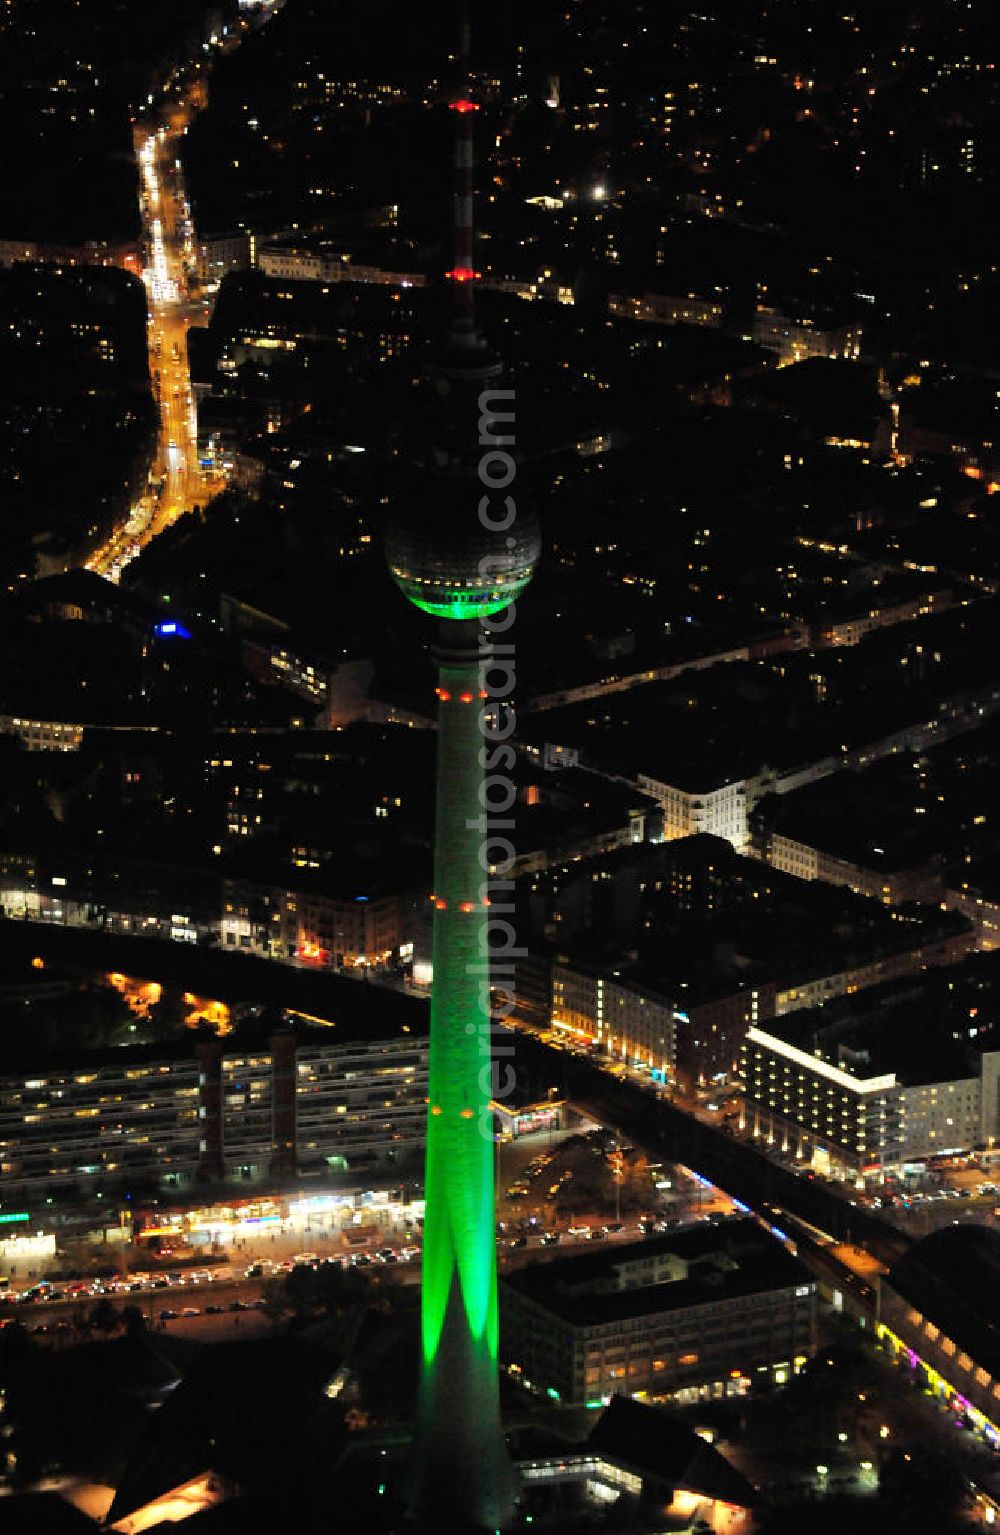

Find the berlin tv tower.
[{"left": 385, "top": 8, "right": 539, "bottom": 1530}]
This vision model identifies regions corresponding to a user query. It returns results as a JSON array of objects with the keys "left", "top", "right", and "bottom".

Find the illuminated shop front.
[
  {"left": 492, "top": 1095, "right": 563, "bottom": 1141},
  {"left": 875, "top": 1227, "right": 1000, "bottom": 1457},
  {"left": 134, "top": 1186, "right": 426, "bottom": 1247},
  {"left": 876, "top": 1320, "right": 1000, "bottom": 1450}
]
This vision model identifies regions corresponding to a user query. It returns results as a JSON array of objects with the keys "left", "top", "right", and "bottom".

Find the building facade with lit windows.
[
  {"left": 290, "top": 1035, "right": 428, "bottom": 1173},
  {"left": 0, "top": 858, "right": 414, "bottom": 977},
  {"left": 238, "top": 636, "right": 374, "bottom": 728},
  {"left": 196, "top": 1029, "right": 430, "bottom": 1182},
  {"left": 501, "top": 1219, "right": 817, "bottom": 1408},
  {"left": 761, "top": 826, "right": 942, "bottom": 909},
  {"left": 193, "top": 230, "right": 251, "bottom": 287},
  {"left": 0, "top": 1022, "right": 430, "bottom": 1202},
  {"left": 751, "top": 304, "right": 862, "bottom": 366},
  {"left": 739, "top": 964, "right": 1000, "bottom": 1175},
  {"left": 220, "top": 880, "right": 297, "bottom": 958},
  {"left": 750, "top": 767, "right": 955, "bottom": 912},
  {"left": 0, "top": 236, "right": 141, "bottom": 272},
  {"left": 948, "top": 863, "right": 1000, "bottom": 953},
  {"left": 0, "top": 715, "right": 84, "bottom": 752},
  {"left": 0, "top": 1042, "right": 202, "bottom": 1198},
  {"left": 215, "top": 1048, "right": 275, "bottom": 1181},
  {"left": 0, "top": 851, "right": 220, "bottom": 944},
  {"left": 518, "top": 835, "right": 972, "bottom": 1086},
  {"left": 741, "top": 1025, "right": 901, "bottom": 1173},
  {"left": 608, "top": 291, "right": 724, "bottom": 329},
  {"left": 219, "top": 879, "right": 404, "bottom": 971},
  {"left": 636, "top": 773, "right": 751, "bottom": 849},
  {"left": 294, "top": 889, "right": 403, "bottom": 971},
  {"left": 551, "top": 962, "right": 677, "bottom": 1081},
  {"left": 256, "top": 244, "right": 425, "bottom": 290}
]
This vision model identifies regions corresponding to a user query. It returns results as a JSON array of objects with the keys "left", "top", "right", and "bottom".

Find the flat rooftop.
[
  {"left": 518, "top": 600, "right": 1000, "bottom": 791},
  {"left": 521, "top": 834, "right": 970, "bottom": 1005},
  {"left": 502, "top": 1217, "right": 812, "bottom": 1326},
  {"left": 750, "top": 951, "right": 1000, "bottom": 1086},
  {"left": 759, "top": 769, "right": 945, "bottom": 872}
]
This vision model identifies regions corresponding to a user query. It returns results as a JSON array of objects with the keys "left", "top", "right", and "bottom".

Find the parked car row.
[
  {"left": 4, "top": 1267, "right": 234, "bottom": 1308},
  {"left": 159, "top": 1299, "right": 267, "bottom": 1323}
]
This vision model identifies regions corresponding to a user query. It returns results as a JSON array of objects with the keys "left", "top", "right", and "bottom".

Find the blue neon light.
[{"left": 154, "top": 621, "right": 192, "bottom": 639}]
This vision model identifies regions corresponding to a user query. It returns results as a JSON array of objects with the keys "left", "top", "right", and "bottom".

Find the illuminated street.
[{"left": 87, "top": 85, "right": 224, "bottom": 582}]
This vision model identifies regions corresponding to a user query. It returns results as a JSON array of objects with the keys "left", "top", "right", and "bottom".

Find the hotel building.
[{"left": 739, "top": 965, "right": 1000, "bottom": 1175}]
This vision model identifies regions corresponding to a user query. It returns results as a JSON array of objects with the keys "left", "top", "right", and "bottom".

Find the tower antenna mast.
[{"left": 446, "top": 1, "right": 480, "bottom": 350}]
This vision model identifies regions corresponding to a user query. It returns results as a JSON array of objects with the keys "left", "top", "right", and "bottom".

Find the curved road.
[{"left": 87, "top": 71, "right": 228, "bottom": 579}]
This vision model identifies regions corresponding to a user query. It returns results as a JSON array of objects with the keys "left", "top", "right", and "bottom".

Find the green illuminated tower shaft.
[
  {"left": 410, "top": 622, "right": 516, "bottom": 1531},
  {"left": 384, "top": 12, "right": 539, "bottom": 1525}
]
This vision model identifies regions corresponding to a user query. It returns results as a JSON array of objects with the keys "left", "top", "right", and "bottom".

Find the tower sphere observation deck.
[{"left": 385, "top": 471, "right": 541, "bottom": 621}]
